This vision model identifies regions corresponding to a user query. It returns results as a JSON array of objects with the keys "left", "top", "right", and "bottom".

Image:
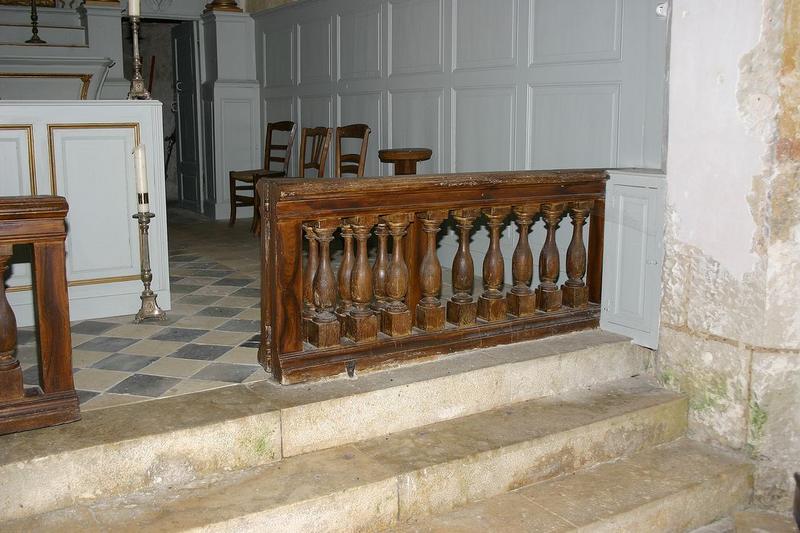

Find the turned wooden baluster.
[
  {"left": 0, "top": 245, "right": 23, "bottom": 402},
  {"left": 381, "top": 213, "right": 414, "bottom": 337},
  {"left": 446, "top": 208, "right": 479, "bottom": 326},
  {"left": 477, "top": 207, "right": 511, "bottom": 322},
  {"left": 343, "top": 215, "right": 379, "bottom": 342},
  {"left": 336, "top": 223, "right": 355, "bottom": 317},
  {"left": 562, "top": 201, "right": 592, "bottom": 308},
  {"left": 371, "top": 222, "right": 390, "bottom": 314},
  {"left": 416, "top": 211, "right": 448, "bottom": 331},
  {"left": 301, "top": 224, "right": 318, "bottom": 341},
  {"left": 307, "top": 219, "right": 341, "bottom": 348},
  {"left": 508, "top": 205, "right": 539, "bottom": 317},
  {"left": 536, "top": 203, "right": 566, "bottom": 311}
]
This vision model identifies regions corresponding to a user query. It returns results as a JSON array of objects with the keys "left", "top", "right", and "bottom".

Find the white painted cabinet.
[{"left": 600, "top": 169, "right": 666, "bottom": 349}]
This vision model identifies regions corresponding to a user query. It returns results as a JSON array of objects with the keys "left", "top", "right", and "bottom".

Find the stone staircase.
[{"left": 0, "top": 331, "right": 753, "bottom": 531}]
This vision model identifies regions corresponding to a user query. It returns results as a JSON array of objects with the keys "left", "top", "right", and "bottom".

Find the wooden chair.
[
  {"left": 229, "top": 120, "right": 296, "bottom": 230},
  {"left": 335, "top": 123, "right": 371, "bottom": 177},
  {"left": 298, "top": 127, "right": 333, "bottom": 178}
]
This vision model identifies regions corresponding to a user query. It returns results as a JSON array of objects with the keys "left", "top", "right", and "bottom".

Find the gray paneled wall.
[{"left": 253, "top": 0, "right": 667, "bottom": 281}]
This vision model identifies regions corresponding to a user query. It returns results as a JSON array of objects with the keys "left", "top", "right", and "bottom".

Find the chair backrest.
[
  {"left": 298, "top": 127, "right": 333, "bottom": 178},
  {"left": 264, "top": 121, "right": 297, "bottom": 174},
  {"left": 335, "top": 123, "right": 371, "bottom": 177}
]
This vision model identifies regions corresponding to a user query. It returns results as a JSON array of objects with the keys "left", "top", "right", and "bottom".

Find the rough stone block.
[
  {"left": 416, "top": 303, "right": 446, "bottom": 331},
  {"left": 381, "top": 308, "right": 412, "bottom": 337},
  {"left": 446, "top": 299, "right": 477, "bottom": 326},
  {"left": 506, "top": 292, "right": 536, "bottom": 317},
  {"left": 535, "top": 287, "right": 562, "bottom": 312},
  {"left": 307, "top": 319, "right": 341, "bottom": 348},
  {"left": 477, "top": 295, "right": 507, "bottom": 322}
]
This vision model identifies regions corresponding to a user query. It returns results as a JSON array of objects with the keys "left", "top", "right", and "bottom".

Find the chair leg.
[
  {"left": 228, "top": 176, "right": 237, "bottom": 227},
  {"left": 250, "top": 185, "right": 260, "bottom": 233}
]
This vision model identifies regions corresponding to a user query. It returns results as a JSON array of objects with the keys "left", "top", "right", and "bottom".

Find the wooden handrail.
[
  {"left": 257, "top": 170, "right": 607, "bottom": 384},
  {"left": 0, "top": 195, "right": 79, "bottom": 435}
]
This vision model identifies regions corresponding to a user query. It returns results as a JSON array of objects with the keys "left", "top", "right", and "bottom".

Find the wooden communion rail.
[{"left": 257, "top": 170, "right": 607, "bottom": 384}]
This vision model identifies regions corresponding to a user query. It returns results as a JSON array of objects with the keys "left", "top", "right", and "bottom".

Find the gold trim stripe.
[
  {"left": 0, "top": 73, "right": 92, "bottom": 100},
  {"left": 0, "top": 124, "right": 36, "bottom": 195},
  {"left": 7, "top": 274, "right": 143, "bottom": 293},
  {"left": 47, "top": 122, "right": 141, "bottom": 194}
]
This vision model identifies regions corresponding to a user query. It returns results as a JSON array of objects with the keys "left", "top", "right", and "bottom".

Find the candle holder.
[
  {"left": 26, "top": 0, "right": 46, "bottom": 44},
  {"left": 133, "top": 211, "right": 166, "bottom": 323},
  {"left": 127, "top": 16, "right": 151, "bottom": 100}
]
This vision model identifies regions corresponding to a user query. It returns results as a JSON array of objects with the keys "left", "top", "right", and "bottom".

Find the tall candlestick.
[
  {"left": 128, "top": 0, "right": 140, "bottom": 17},
  {"left": 133, "top": 144, "right": 149, "bottom": 213}
]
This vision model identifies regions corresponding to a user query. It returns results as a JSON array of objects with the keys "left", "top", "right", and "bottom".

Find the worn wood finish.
[
  {"left": 301, "top": 224, "right": 318, "bottom": 341},
  {"left": 563, "top": 201, "right": 592, "bottom": 308},
  {"left": 298, "top": 127, "right": 333, "bottom": 178},
  {"left": 228, "top": 120, "right": 296, "bottom": 230},
  {"left": 257, "top": 169, "right": 607, "bottom": 383},
  {"left": 335, "top": 124, "right": 371, "bottom": 177},
  {"left": 0, "top": 195, "right": 79, "bottom": 434},
  {"left": 587, "top": 198, "right": 605, "bottom": 304},
  {"left": 378, "top": 148, "right": 433, "bottom": 176}
]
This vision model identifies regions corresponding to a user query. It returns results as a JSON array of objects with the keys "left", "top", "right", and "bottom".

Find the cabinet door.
[{"left": 600, "top": 171, "right": 666, "bottom": 349}]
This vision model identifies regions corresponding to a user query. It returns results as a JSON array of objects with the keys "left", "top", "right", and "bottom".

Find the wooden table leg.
[{"left": 0, "top": 244, "right": 24, "bottom": 402}]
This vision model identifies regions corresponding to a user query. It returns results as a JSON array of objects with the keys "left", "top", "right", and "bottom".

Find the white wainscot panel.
[
  {"left": 264, "top": 96, "right": 294, "bottom": 124},
  {"left": 298, "top": 17, "right": 332, "bottom": 85},
  {"left": 264, "top": 27, "right": 294, "bottom": 87},
  {"left": 529, "top": 0, "right": 622, "bottom": 65},
  {"left": 0, "top": 126, "right": 36, "bottom": 289},
  {"left": 452, "top": 86, "right": 515, "bottom": 172},
  {"left": 220, "top": 98, "right": 260, "bottom": 193},
  {"left": 389, "top": 89, "right": 442, "bottom": 174},
  {"left": 339, "top": 92, "right": 382, "bottom": 176},
  {"left": 389, "top": 0, "right": 443, "bottom": 76},
  {"left": 50, "top": 125, "right": 140, "bottom": 281},
  {"left": 299, "top": 94, "right": 333, "bottom": 128},
  {"left": 527, "top": 83, "right": 619, "bottom": 169},
  {"left": 453, "top": 0, "right": 516, "bottom": 70},
  {"left": 338, "top": 6, "right": 382, "bottom": 81}
]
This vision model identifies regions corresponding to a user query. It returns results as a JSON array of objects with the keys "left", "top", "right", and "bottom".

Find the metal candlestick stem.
[
  {"left": 127, "top": 16, "right": 151, "bottom": 100},
  {"left": 133, "top": 212, "right": 166, "bottom": 323},
  {"left": 26, "top": 0, "right": 46, "bottom": 44}
]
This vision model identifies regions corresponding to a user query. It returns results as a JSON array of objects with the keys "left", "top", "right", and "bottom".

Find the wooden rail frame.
[{"left": 258, "top": 170, "right": 607, "bottom": 384}]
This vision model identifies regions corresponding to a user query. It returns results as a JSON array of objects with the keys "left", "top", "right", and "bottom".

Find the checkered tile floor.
[{"left": 17, "top": 208, "right": 268, "bottom": 411}]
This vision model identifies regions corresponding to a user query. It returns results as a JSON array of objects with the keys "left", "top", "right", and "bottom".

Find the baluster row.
[{"left": 302, "top": 202, "right": 594, "bottom": 349}]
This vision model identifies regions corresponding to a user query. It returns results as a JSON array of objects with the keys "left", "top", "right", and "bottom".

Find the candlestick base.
[{"left": 135, "top": 290, "right": 167, "bottom": 323}]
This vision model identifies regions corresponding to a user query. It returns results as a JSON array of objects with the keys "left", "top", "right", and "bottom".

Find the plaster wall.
[{"left": 658, "top": 0, "right": 800, "bottom": 511}]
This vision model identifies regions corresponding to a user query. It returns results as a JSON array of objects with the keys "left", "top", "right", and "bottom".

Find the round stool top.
[{"left": 378, "top": 148, "right": 433, "bottom": 162}]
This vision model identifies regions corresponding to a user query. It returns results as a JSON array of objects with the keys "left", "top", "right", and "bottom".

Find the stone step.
[
  {"left": 0, "top": 23, "right": 87, "bottom": 46},
  {"left": 0, "top": 376, "right": 686, "bottom": 532},
  {"left": 394, "top": 439, "right": 753, "bottom": 532},
  {"left": 0, "top": 330, "right": 647, "bottom": 521}
]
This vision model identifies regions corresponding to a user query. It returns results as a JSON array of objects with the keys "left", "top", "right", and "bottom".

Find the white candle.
[
  {"left": 128, "top": 0, "right": 140, "bottom": 17},
  {"left": 133, "top": 144, "right": 149, "bottom": 213}
]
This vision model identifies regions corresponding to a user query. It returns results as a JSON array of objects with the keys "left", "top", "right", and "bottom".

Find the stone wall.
[{"left": 658, "top": 0, "right": 799, "bottom": 511}]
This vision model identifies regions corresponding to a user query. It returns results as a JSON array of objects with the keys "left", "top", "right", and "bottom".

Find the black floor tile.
[
  {"left": 150, "top": 328, "right": 206, "bottom": 342},
  {"left": 216, "top": 319, "right": 260, "bottom": 333},
  {"left": 71, "top": 320, "right": 119, "bottom": 336},
  {"left": 168, "top": 343, "right": 231, "bottom": 361},
  {"left": 92, "top": 353, "right": 160, "bottom": 372},
  {"left": 108, "top": 374, "right": 180, "bottom": 397},
  {"left": 196, "top": 306, "right": 242, "bottom": 318},
  {"left": 231, "top": 288, "right": 261, "bottom": 298},
  {"left": 213, "top": 278, "right": 253, "bottom": 287},
  {"left": 16, "top": 329, "right": 36, "bottom": 346},
  {"left": 76, "top": 336, "right": 140, "bottom": 353},
  {"left": 179, "top": 294, "right": 222, "bottom": 306},
  {"left": 77, "top": 390, "right": 99, "bottom": 404},
  {"left": 22, "top": 365, "right": 39, "bottom": 386},
  {"left": 192, "top": 363, "right": 258, "bottom": 383}
]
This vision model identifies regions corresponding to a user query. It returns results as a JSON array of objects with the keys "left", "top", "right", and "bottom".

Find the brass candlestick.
[
  {"left": 25, "top": 0, "right": 46, "bottom": 44},
  {"left": 127, "top": 16, "right": 150, "bottom": 100},
  {"left": 133, "top": 211, "right": 166, "bottom": 323}
]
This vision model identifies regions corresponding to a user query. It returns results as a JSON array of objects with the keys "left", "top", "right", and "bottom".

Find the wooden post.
[
  {"left": 307, "top": 219, "right": 341, "bottom": 348},
  {"left": 336, "top": 223, "right": 355, "bottom": 317},
  {"left": 507, "top": 204, "right": 538, "bottom": 317},
  {"left": 0, "top": 245, "right": 23, "bottom": 402},
  {"left": 301, "top": 224, "right": 318, "bottom": 342},
  {"left": 344, "top": 216, "right": 379, "bottom": 342},
  {"left": 587, "top": 198, "right": 605, "bottom": 304},
  {"left": 447, "top": 208, "right": 480, "bottom": 326},
  {"left": 562, "top": 201, "right": 592, "bottom": 308},
  {"left": 536, "top": 202, "right": 565, "bottom": 312},
  {"left": 416, "top": 211, "right": 447, "bottom": 331},
  {"left": 381, "top": 213, "right": 414, "bottom": 337},
  {"left": 477, "top": 207, "right": 511, "bottom": 321}
]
